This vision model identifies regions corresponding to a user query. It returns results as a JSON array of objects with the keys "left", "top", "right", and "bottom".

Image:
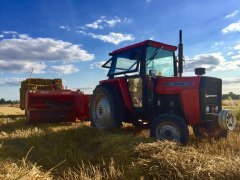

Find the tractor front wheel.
[
  {"left": 90, "top": 85, "right": 123, "bottom": 130},
  {"left": 150, "top": 114, "right": 189, "bottom": 145},
  {"left": 192, "top": 126, "right": 228, "bottom": 139}
]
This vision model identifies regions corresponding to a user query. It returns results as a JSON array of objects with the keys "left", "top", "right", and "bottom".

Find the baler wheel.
[
  {"left": 25, "top": 110, "right": 31, "bottom": 125},
  {"left": 150, "top": 114, "right": 189, "bottom": 145},
  {"left": 90, "top": 85, "right": 123, "bottom": 130},
  {"left": 192, "top": 126, "right": 228, "bottom": 139}
]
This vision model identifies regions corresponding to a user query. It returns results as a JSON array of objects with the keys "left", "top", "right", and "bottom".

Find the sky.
[{"left": 0, "top": 0, "right": 240, "bottom": 100}]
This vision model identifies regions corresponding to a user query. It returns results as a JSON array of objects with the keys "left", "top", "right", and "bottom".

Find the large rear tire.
[
  {"left": 90, "top": 85, "right": 123, "bottom": 130},
  {"left": 150, "top": 114, "right": 189, "bottom": 145}
]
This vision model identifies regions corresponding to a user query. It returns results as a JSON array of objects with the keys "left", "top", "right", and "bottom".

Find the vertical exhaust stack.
[{"left": 178, "top": 30, "right": 184, "bottom": 77}]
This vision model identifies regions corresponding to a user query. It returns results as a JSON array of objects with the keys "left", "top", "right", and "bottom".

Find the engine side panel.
[{"left": 156, "top": 76, "right": 201, "bottom": 125}]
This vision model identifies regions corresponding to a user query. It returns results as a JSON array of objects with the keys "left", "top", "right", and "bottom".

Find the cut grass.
[
  {"left": 0, "top": 103, "right": 240, "bottom": 179},
  {"left": 0, "top": 115, "right": 240, "bottom": 179},
  {"left": 0, "top": 105, "right": 24, "bottom": 116}
]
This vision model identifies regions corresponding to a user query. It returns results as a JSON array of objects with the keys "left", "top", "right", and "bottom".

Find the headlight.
[
  {"left": 206, "top": 106, "right": 210, "bottom": 113},
  {"left": 211, "top": 106, "right": 215, "bottom": 113},
  {"left": 215, "top": 106, "right": 219, "bottom": 113}
]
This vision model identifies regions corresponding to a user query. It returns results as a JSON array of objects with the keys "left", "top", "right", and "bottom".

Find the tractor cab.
[{"left": 102, "top": 40, "right": 178, "bottom": 78}]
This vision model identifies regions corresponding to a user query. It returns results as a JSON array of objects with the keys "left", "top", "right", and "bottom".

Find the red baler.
[{"left": 25, "top": 89, "right": 90, "bottom": 124}]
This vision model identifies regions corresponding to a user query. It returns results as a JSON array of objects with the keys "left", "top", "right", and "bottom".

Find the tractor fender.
[{"left": 100, "top": 78, "right": 133, "bottom": 113}]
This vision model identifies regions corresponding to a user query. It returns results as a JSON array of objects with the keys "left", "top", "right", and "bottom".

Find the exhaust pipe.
[{"left": 178, "top": 30, "right": 184, "bottom": 77}]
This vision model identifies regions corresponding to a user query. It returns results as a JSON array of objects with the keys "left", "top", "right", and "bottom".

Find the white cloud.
[
  {"left": 90, "top": 61, "right": 105, "bottom": 69},
  {"left": 83, "top": 16, "right": 131, "bottom": 29},
  {"left": 59, "top": 25, "right": 70, "bottom": 31},
  {"left": 123, "top": 18, "right": 132, "bottom": 23},
  {"left": 227, "top": 52, "right": 234, "bottom": 56},
  {"left": 85, "top": 16, "right": 105, "bottom": 29},
  {"left": 212, "top": 41, "right": 224, "bottom": 47},
  {"left": 222, "top": 20, "right": 240, "bottom": 34},
  {"left": 18, "top": 34, "right": 30, "bottom": 39},
  {"left": 233, "top": 43, "right": 240, "bottom": 50},
  {"left": 223, "top": 78, "right": 240, "bottom": 84},
  {"left": 0, "top": 60, "right": 46, "bottom": 74},
  {"left": 231, "top": 54, "right": 240, "bottom": 60},
  {"left": 222, "top": 78, "right": 240, "bottom": 94},
  {"left": 50, "top": 64, "right": 79, "bottom": 74},
  {"left": 89, "top": 32, "right": 134, "bottom": 45},
  {"left": 185, "top": 53, "right": 240, "bottom": 72},
  {"left": 0, "top": 36, "right": 94, "bottom": 61},
  {"left": 2, "top": 31, "right": 18, "bottom": 35},
  {"left": 0, "top": 77, "right": 25, "bottom": 86},
  {"left": 105, "top": 17, "right": 121, "bottom": 27},
  {"left": 1, "top": 31, "right": 30, "bottom": 39},
  {"left": 76, "top": 30, "right": 87, "bottom": 35},
  {"left": 225, "top": 10, "right": 240, "bottom": 19},
  {"left": 231, "top": 42, "right": 240, "bottom": 60}
]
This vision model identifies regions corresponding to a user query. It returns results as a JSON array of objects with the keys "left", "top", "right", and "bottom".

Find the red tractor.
[{"left": 90, "top": 30, "right": 237, "bottom": 144}]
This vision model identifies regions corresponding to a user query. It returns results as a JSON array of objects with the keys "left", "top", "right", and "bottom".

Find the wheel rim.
[
  {"left": 156, "top": 122, "right": 180, "bottom": 142},
  {"left": 199, "top": 127, "right": 221, "bottom": 138},
  {"left": 92, "top": 94, "right": 111, "bottom": 128}
]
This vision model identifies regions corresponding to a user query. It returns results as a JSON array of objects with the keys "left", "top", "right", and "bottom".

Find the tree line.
[
  {"left": 0, "top": 92, "right": 239, "bottom": 104},
  {"left": 0, "top": 98, "right": 19, "bottom": 104},
  {"left": 222, "top": 92, "right": 240, "bottom": 100}
]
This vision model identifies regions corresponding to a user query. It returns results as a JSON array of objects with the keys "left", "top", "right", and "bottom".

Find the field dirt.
[{"left": 0, "top": 104, "right": 239, "bottom": 179}]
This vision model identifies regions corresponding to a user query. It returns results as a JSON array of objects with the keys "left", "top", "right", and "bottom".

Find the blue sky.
[{"left": 0, "top": 0, "right": 240, "bottom": 100}]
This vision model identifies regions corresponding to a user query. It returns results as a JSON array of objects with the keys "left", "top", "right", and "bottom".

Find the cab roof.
[{"left": 110, "top": 40, "right": 177, "bottom": 55}]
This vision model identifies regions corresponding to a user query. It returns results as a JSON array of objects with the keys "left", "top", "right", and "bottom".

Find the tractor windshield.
[
  {"left": 146, "top": 47, "right": 174, "bottom": 77},
  {"left": 103, "top": 48, "right": 142, "bottom": 76}
]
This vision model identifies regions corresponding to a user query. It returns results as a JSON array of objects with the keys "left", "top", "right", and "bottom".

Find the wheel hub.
[
  {"left": 156, "top": 123, "right": 180, "bottom": 141},
  {"left": 92, "top": 95, "right": 111, "bottom": 128},
  {"left": 218, "top": 110, "right": 237, "bottom": 130},
  {"left": 165, "top": 129, "right": 172, "bottom": 137},
  {"left": 97, "top": 105, "right": 104, "bottom": 116}
]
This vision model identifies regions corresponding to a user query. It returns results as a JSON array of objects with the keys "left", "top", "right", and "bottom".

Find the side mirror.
[{"left": 149, "top": 69, "right": 157, "bottom": 76}]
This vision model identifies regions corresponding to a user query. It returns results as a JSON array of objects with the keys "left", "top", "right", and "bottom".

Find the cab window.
[{"left": 146, "top": 47, "right": 174, "bottom": 77}]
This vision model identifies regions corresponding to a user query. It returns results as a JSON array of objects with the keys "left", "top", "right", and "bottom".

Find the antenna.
[{"left": 27, "top": 68, "right": 34, "bottom": 91}]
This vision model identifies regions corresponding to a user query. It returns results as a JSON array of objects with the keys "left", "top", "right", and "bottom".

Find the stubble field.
[{"left": 0, "top": 101, "right": 240, "bottom": 179}]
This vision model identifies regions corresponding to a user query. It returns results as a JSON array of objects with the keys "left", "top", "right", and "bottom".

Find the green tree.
[{"left": 0, "top": 98, "right": 5, "bottom": 104}]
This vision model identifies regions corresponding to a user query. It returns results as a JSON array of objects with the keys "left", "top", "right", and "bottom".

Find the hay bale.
[
  {"left": 44, "top": 79, "right": 53, "bottom": 85},
  {"left": 37, "top": 85, "right": 54, "bottom": 90},
  {"left": 53, "top": 78, "right": 62, "bottom": 84},
  {"left": 19, "top": 78, "right": 63, "bottom": 110},
  {"left": 54, "top": 84, "right": 63, "bottom": 90}
]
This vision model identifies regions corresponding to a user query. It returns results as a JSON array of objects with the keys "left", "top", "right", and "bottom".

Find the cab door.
[{"left": 128, "top": 77, "right": 143, "bottom": 108}]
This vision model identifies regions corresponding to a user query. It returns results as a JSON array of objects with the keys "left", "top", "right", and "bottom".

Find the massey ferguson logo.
[
  {"left": 205, "top": 95, "right": 217, "bottom": 98},
  {"left": 164, "top": 81, "right": 194, "bottom": 87}
]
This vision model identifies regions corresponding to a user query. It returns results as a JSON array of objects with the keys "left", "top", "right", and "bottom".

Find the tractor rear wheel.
[
  {"left": 150, "top": 114, "right": 189, "bottom": 145},
  {"left": 192, "top": 126, "right": 228, "bottom": 139},
  {"left": 90, "top": 85, "right": 123, "bottom": 130}
]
